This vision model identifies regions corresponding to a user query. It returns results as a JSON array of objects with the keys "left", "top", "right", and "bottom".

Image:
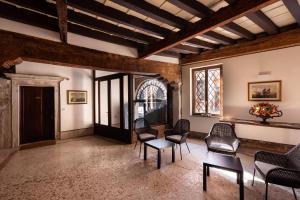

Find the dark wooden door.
[{"left": 20, "top": 86, "right": 55, "bottom": 144}]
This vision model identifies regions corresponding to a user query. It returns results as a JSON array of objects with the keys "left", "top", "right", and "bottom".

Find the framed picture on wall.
[
  {"left": 67, "top": 90, "right": 87, "bottom": 104},
  {"left": 248, "top": 80, "right": 281, "bottom": 101}
]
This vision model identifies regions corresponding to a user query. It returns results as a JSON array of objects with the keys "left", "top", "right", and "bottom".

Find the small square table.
[
  {"left": 203, "top": 153, "right": 244, "bottom": 200},
  {"left": 144, "top": 139, "right": 175, "bottom": 169}
]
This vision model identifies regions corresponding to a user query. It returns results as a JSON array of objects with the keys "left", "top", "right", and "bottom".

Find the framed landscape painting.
[
  {"left": 248, "top": 80, "right": 281, "bottom": 101},
  {"left": 67, "top": 90, "right": 87, "bottom": 104}
]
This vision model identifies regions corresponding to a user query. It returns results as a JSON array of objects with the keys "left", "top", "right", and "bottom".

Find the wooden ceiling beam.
[
  {"left": 168, "top": 0, "right": 213, "bottom": 18},
  {"left": 168, "top": 0, "right": 254, "bottom": 40},
  {"left": 185, "top": 38, "right": 218, "bottom": 49},
  {"left": 172, "top": 45, "right": 200, "bottom": 54},
  {"left": 111, "top": 0, "right": 234, "bottom": 45},
  {"left": 4, "top": 0, "right": 157, "bottom": 44},
  {"left": 224, "top": 0, "right": 278, "bottom": 34},
  {"left": 139, "top": 0, "right": 279, "bottom": 58},
  {"left": 157, "top": 51, "right": 181, "bottom": 58},
  {"left": 55, "top": 0, "right": 68, "bottom": 43},
  {"left": 246, "top": 11, "right": 278, "bottom": 34},
  {"left": 110, "top": 0, "right": 187, "bottom": 28},
  {"left": 222, "top": 22, "right": 255, "bottom": 40},
  {"left": 0, "top": 2, "right": 144, "bottom": 49},
  {"left": 67, "top": 0, "right": 169, "bottom": 37},
  {"left": 181, "top": 27, "right": 300, "bottom": 65},
  {"left": 67, "top": 0, "right": 216, "bottom": 50},
  {"left": 282, "top": 0, "right": 300, "bottom": 26},
  {"left": 0, "top": 29, "right": 179, "bottom": 82},
  {"left": 168, "top": 0, "right": 212, "bottom": 18},
  {"left": 203, "top": 31, "right": 235, "bottom": 45}
]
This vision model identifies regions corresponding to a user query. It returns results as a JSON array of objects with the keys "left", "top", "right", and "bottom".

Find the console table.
[{"left": 219, "top": 118, "right": 300, "bottom": 145}]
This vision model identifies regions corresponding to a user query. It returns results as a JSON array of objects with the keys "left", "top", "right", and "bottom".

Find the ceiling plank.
[
  {"left": 110, "top": 0, "right": 234, "bottom": 45},
  {"left": 68, "top": 0, "right": 169, "bottom": 37},
  {"left": 55, "top": 0, "right": 68, "bottom": 43},
  {"left": 224, "top": 0, "right": 278, "bottom": 34},
  {"left": 181, "top": 27, "right": 300, "bottom": 65},
  {"left": 282, "top": 0, "right": 300, "bottom": 26},
  {"left": 203, "top": 31, "right": 235, "bottom": 45},
  {"left": 67, "top": 0, "right": 216, "bottom": 50},
  {"left": 222, "top": 22, "right": 255, "bottom": 40},
  {"left": 185, "top": 39, "right": 218, "bottom": 49},
  {"left": 110, "top": 0, "right": 187, "bottom": 28},
  {"left": 0, "top": 30, "right": 180, "bottom": 82},
  {"left": 0, "top": 2, "right": 144, "bottom": 49},
  {"left": 246, "top": 10, "right": 279, "bottom": 34},
  {"left": 168, "top": 0, "right": 254, "bottom": 40},
  {"left": 4, "top": 0, "right": 158, "bottom": 44},
  {"left": 139, "top": 0, "right": 279, "bottom": 58}
]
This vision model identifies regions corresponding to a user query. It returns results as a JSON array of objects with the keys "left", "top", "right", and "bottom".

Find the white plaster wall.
[
  {"left": 181, "top": 46, "right": 300, "bottom": 144},
  {"left": 16, "top": 61, "right": 93, "bottom": 131}
]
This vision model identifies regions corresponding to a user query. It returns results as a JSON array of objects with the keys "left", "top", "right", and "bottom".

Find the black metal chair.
[
  {"left": 133, "top": 118, "right": 158, "bottom": 157},
  {"left": 252, "top": 144, "right": 300, "bottom": 200},
  {"left": 205, "top": 123, "right": 240, "bottom": 155},
  {"left": 165, "top": 119, "right": 191, "bottom": 160}
]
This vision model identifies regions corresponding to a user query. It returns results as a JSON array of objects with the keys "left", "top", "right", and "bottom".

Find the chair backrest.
[
  {"left": 286, "top": 144, "right": 300, "bottom": 169},
  {"left": 173, "top": 119, "right": 190, "bottom": 135},
  {"left": 134, "top": 118, "right": 151, "bottom": 135},
  {"left": 209, "top": 123, "right": 237, "bottom": 138}
]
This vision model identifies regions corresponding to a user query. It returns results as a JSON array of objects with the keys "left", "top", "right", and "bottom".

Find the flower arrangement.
[{"left": 249, "top": 103, "right": 283, "bottom": 124}]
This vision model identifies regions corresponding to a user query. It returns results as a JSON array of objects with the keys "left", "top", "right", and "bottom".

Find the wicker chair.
[
  {"left": 133, "top": 118, "right": 158, "bottom": 157},
  {"left": 165, "top": 119, "right": 191, "bottom": 160},
  {"left": 205, "top": 123, "right": 240, "bottom": 155},
  {"left": 252, "top": 144, "right": 300, "bottom": 200}
]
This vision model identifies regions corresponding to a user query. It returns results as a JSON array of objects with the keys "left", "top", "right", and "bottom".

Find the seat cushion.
[
  {"left": 139, "top": 133, "right": 156, "bottom": 141},
  {"left": 208, "top": 142, "right": 234, "bottom": 152},
  {"left": 255, "top": 161, "right": 280, "bottom": 177},
  {"left": 166, "top": 135, "right": 182, "bottom": 143}
]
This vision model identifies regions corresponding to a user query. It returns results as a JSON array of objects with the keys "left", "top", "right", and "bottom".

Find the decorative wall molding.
[{"left": 4, "top": 73, "right": 66, "bottom": 148}]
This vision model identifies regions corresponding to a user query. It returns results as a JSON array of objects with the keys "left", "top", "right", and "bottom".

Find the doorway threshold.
[{"left": 19, "top": 140, "right": 56, "bottom": 150}]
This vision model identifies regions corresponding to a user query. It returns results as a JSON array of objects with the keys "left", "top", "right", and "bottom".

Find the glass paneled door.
[{"left": 94, "top": 73, "right": 133, "bottom": 143}]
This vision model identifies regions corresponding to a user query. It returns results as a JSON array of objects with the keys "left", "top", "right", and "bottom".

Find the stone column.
[{"left": 0, "top": 78, "right": 12, "bottom": 148}]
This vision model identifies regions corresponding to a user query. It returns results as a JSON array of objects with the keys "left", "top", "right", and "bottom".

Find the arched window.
[{"left": 135, "top": 79, "right": 167, "bottom": 124}]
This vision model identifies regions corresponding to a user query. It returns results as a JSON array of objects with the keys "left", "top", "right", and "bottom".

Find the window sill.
[{"left": 190, "top": 114, "right": 222, "bottom": 119}]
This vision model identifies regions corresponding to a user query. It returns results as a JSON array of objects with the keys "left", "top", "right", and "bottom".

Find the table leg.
[
  {"left": 157, "top": 150, "right": 161, "bottom": 169},
  {"left": 203, "top": 164, "right": 207, "bottom": 191},
  {"left": 239, "top": 172, "right": 244, "bottom": 200},
  {"left": 144, "top": 144, "right": 147, "bottom": 160},
  {"left": 172, "top": 145, "right": 175, "bottom": 162},
  {"left": 207, "top": 166, "right": 210, "bottom": 176}
]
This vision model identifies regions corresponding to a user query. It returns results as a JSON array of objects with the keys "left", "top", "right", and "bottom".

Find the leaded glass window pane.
[
  {"left": 192, "top": 66, "right": 222, "bottom": 116},
  {"left": 208, "top": 68, "right": 221, "bottom": 115},
  {"left": 194, "top": 70, "right": 206, "bottom": 113}
]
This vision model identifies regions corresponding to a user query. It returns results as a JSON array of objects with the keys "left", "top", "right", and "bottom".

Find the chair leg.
[
  {"left": 139, "top": 142, "right": 142, "bottom": 157},
  {"left": 134, "top": 141, "right": 138, "bottom": 149},
  {"left": 180, "top": 144, "right": 182, "bottom": 160},
  {"left": 252, "top": 168, "right": 256, "bottom": 186},
  {"left": 292, "top": 188, "right": 297, "bottom": 200},
  {"left": 265, "top": 182, "right": 268, "bottom": 200},
  {"left": 185, "top": 142, "right": 191, "bottom": 153}
]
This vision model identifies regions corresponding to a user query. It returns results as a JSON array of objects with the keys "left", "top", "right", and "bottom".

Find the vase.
[{"left": 260, "top": 116, "right": 270, "bottom": 124}]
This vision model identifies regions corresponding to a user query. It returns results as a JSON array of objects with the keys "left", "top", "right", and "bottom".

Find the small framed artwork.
[
  {"left": 67, "top": 90, "right": 87, "bottom": 104},
  {"left": 248, "top": 80, "right": 281, "bottom": 101}
]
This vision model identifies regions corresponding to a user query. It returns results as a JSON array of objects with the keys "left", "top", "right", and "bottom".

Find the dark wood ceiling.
[{"left": 0, "top": 0, "right": 300, "bottom": 60}]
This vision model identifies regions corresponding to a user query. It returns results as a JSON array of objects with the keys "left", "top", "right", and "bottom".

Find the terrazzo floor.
[{"left": 0, "top": 136, "right": 297, "bottom": 200}]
